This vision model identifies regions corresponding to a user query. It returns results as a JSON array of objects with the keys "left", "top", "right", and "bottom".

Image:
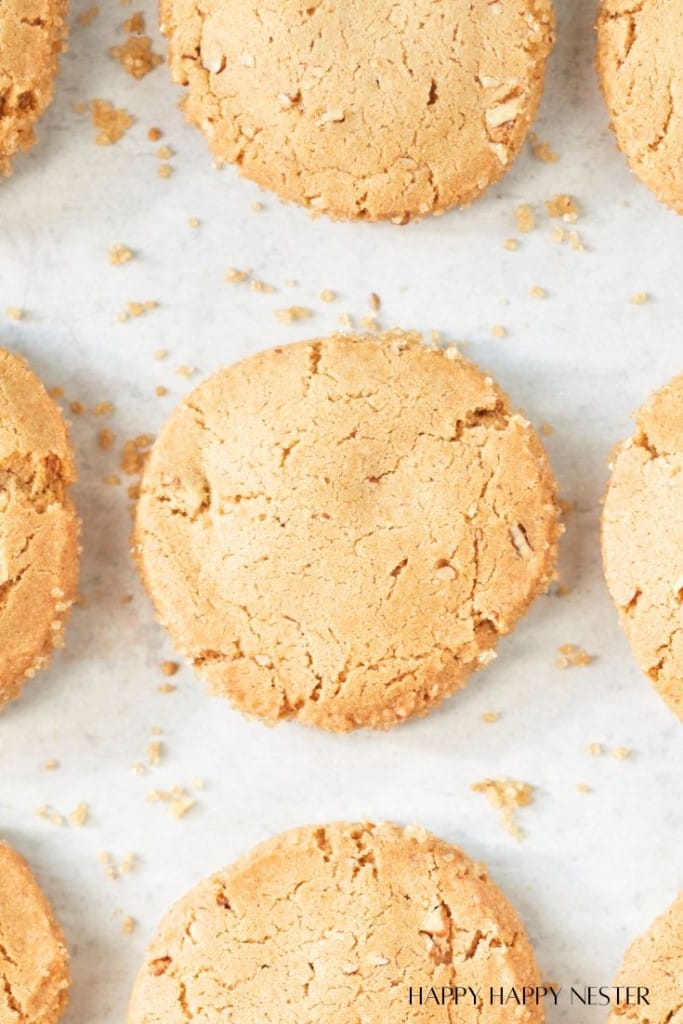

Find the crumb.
[
  {"left": 612, "top": 747, "right": 631, "bottom": 760},
  {"left": 93, "top": 400, "right": 114, "bottom": 415},
  {"left": 155, "top": 385, "right": 168, "bottom": 396},
  {"left": 148, "top": 785, "right": 196, "bottom": 819},
  {"left": 157, "top": 683, "right": 176, "bottom": 693},
  {"left": 275, "top": 306, "right": 312, "bottom": 323},
  {"left": 158, "top": 163, "right": 173, "bottom": 178},
  {"left": 69, "top": 802, "right": 89, "bottom": 827},
  {"left": 157, "top": 144, "right": 173, "bottom": 160},
  {"left": 120, "top": 594, "right": 133, "bottom": 604},
  {"left": 76, "top": 5, "right": 99, "bottom": 25},
  {"left": 251, "top": 201, "right": 263, "bottom": 212},
  {"left": 98, "top": 428, "right": 115, "bottom": 451},
  {"left": 528, "top": 132, "right": 559, "bottom": 163},
  {"left": 131, "top": 762, "right": 146, "bottom": 775},
  {"left": 587, "top": 743, "right": 603, "bottom": 757},
  {"left": 110, "top": 35, "right": 162, "bottom": 79},
  {"left": 120, "top": 852, "right": 135, "bottom": 874},
  {"left": 44, "top": 759, "right": 59, "bottom": 771},
  {"left": 90, "top": 99, "right": 134, "bottom": 145},
  {"left": 6, "top": 307, "right": 23, "bottom": 321},
  {"left": 160, "top": 660, "right": 179, "bottom": 676},
  {"left": 117, "top": 299, "right": 157, "bottom": 322},
  {"left": 471, "top": 778, "right": 533, "bottom": 842},
  {"left": 147, "top": 126, "right": 162, "bottom": 141},
  {"left": 545, "top": 194, "right": 579, "bottom": 221},
  {"left": 98, "top": 852, "right": 117, "bottom": 880},
  {"left": 491, "top": 325, "right": 507, "bottom": 339},
  {"left": 481, "top": 711, "right": 500, "bottom": 724},
  {"left": 36, "top": 805, "right": 65, "bottom": 827},
  {"left": 175, "top": 365, "right": 195, "bottom": 379},
  {"left": 320, "top": 289, "right": 336, "bottom": 303},
  {"left": 503, "top": 238, "right": 518, "bottom": 251},
  {"left": 146, "top": 741, "right": 163, "bottom": 766},
  {"left": 193, "top": 777, "right": 205, "bottom": 791},
  {"left": 515, "top": 203, "right": 535, "bottom": 233},
  {"left": 530, "top": 286, "right": 547, "bottom": 299},
  {"left": 108, "top": 242, "right": 134, "bottom": 265},
  {"left": 540, "top": 422, "right": 554, "bottom": 436},
  {"left": 369, "top": 292, "right": 381, "bottom": 311},
  {"left": 122, "top": 10, "right": 144, "bottom": 31},
  {"left": 575, "top": 783, "right": 591, "bottom": 794},
  {"left": 153, "top": 348, "right": 167, "bottom": 360},
  {"left": 359, "top": 315, "right": 380, "bottom": 331},
  {"left": 187, "top": 217, "right": 200, "bottom": 229},
  {"left": 48, "top": 386, "right": 65, "bottom": 399},
  {"left": 337, "top": 313, "right": 353, "bottom": 328},
  {"left": 250, "top": 279, "right": 275, "bottom": 294},
  {"left": 70, "top": 401, "right": 85, "bottom": 415},
  {"left": 225, "top": 268, "right": 250, "bottom": 284},
  {"left": 630, "top": 292, "right": 649, "bottom": 306},
  {"left": 122, "top": 916, "right": 136, "bottom": 935},
  {"left": 555, "top": 644, "right": 595, "bottom": 669},
  {"left": 120, "top": 434, "right": 154, "bottom": 475},
  {"left": 104, "top": 473, "right": 121, "bottom": 486}
]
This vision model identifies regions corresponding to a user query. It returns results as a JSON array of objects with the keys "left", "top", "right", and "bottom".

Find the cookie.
[
  {"left": 0, "top": 0, "right": 68, "bottom": 176},
  {"left": 135, "top": 331, "right": 561, "bottom": 732},
  {"left": 0, "top": 841, "right": 70, "bottom": 1024},
  {"left": 596, "top": 0, "right": 683, "bottom": 213},
  {"left": 128, "top": 821, "right": 543, "bottom": 1024},
  {"left": 602, "top": 374, "right": 683, "bottom": 719},
  {"left": 160, "top": 0, "right": 555, "bottom": 222},
  {"left": 607, "top": 893, "right": 683, "bottom": 1023},
  {"left": 0, "top": 349, "right": 79, "bottom": 710}
]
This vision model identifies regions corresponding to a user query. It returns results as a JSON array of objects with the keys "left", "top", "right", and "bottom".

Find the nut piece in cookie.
[
  {"left": 135, "top": 330, "right": 561, "bottom": 732},
  {"left": 0, "top": 349, "right": 79, "bottom": 710},
  {"left": 602, "top": 373, "right": 683, "bottom": 719},
  {"left": 160, "top": 0, "right": 555, "bottom": 221},
  {"left": 128, "top": 821, "right": 544, "bottom": 1024},
  {"left": 0, "top": 841, "right": 70, "bottom": 1024},
  {"left": 597, "top": 0, "right": 683, "bottom": 213},
  {"left": 0, "top": 0, "right": 68, "bottom": 174},
  {"left": 607, "top": 893, "right": 683, "bottom": 1023}
]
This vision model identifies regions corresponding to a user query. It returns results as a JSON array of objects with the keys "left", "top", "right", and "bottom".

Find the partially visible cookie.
[
  {"left": 0, "top": 349, "right": 79, "bottom": 710},
  {"left": 0, "top": 0, "right": 68, "bottom": 175},
  {"left": 607, "top": 893, "right": 683, "bottom": 1023},
  {"left": 128, "top": 821, "right": 543, "bottom": 1024},
  {"left": 135, "top": 331, "right": 561, "bottom": 732},
  {"left": 602, "top": 374, "right": 683, "bottom": 719},
  {"left": 0, "top": 842, "right": 70, "bottom": 1024},
  {"left": 160, "top": 0, "right": 555, "bottom": 222},
  {"left": 596, "top": 0, "right": 683, "bottom": 213}
]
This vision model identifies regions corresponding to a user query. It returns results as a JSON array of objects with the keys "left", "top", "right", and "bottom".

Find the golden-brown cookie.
[
  {"left": 0, "top": 841, "right": 70, "bottom": 1024},
  {"left": 596, "top": 0, "right": 683, "bottom": 213},
  {"left": 607, "top": 893, "right": 683, "bottom": 1023},
  {"left": 0, "top": 0, "right": 68, "bottom": 176},
  {"left": 602, "top": 374, "right": 683, "bottom": 719},
  {"left": 160, "top": 0, "right": 555, "bottom": 222},
  {"left": 135, "top": 331, "right": 561, "bottom": 732},
  {"left": 128, "top": 821, "right": 544, "bottom": 1024},
  {"left": 0, "top": 349, "right": 79, "bottom": 710}
]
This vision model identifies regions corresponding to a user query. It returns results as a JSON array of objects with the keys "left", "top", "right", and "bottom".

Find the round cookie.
[
  {"left": 160, "top": 0, "right": 555, "bottom": 222},
  {"left": 0, "top": 349, "right": 79, "bottom": 710},
  {"left": 0, "top": 841, "right": 70, "bottom": 1024},
  {"left": 128, "top": 821, "right": 543, "bottom": 1024},
  {"left": 607, "top": 893, "right": 683, "bottom": 1023},
  {"left": 602, "top": 374, "right": 683, "bottom": 719},
  {"left": 597, "top": 0, "right": 683, "bottom": 213},
  {"left": 0, "top": 0, "right": 68, "bottom": 175},
  {"left": 135, "top": 331, "right": 561, "bottom": 732}
]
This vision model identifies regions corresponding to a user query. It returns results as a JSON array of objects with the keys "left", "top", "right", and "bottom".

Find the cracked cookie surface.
[
  {"left": 160, "top": 0, "right": 555, "bottom": 221},
  {"left": 0, "top": 0, "right": 68, "bottom": 175},
  {"left": 128, "top": 821, "right": 543, "bottom": 1024},
  {"left": 135, "top": 331, "right": 561, "bottom": 732},
  {"left": 607, "top": 893, "right": 683, "bottom": 1023},
  {"left": 0, "top": 348, "right": 79, "bottom": 710},
  {"left": 597, "top": 0, "right": 683, "bottom": 213},
  {"left": 0, "top": 841, "right": 70, "bottom": 1024},
  {"left": 602, "top": 374, "right": 683, "bottom": 719}
]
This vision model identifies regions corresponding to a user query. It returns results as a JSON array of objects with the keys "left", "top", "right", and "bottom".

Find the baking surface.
[{"left": 0, "top": 0, "right": 681, "bottom": 1021}]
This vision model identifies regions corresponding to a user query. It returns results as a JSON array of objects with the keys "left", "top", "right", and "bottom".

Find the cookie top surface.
[
  {"left": 0, "top": 842, "right": 70, "bottom": 1024},
  {"left": 128, "top": 821, "right": 542, "bottom": 1024},
  {"left": 0, "top": 0, "right": 67, "bottom": 175},
  {"left": 608, "top": 893, "right": 683, "bottom": 1024},
  {"left": 161, "top": 0, "right": 555, "bottom": 221},
  {"left": 597, "top": 0, "right": 683, "bottom": 213},
  {"left": 0, "top": 349, "right": 79, "bottom": 709},
  {"left": 136, "top": 331, "right": 560, "bottom": 731},
  {"left": 602, "top": 374, "right": 683, "bottom": 719}
]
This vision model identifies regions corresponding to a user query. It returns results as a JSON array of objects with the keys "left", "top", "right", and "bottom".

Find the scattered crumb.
[
  {"left": 48, "top": 386, "right": 64, "bottom": 399},
  {"left": 153, "top": 348, "right": 167, "bottom": 360},
  {"left": 471, "top": 778, "right": 534, "bottom": 842},
  {"left": 587, "top": 743, "right": 604, "bottom": 757},
  {"left": 320, "top": 289, "right": 336, "bottom": 303},
  {"left": 250, "top": 201, "right": 264, "bottom": 212},
  {"left": 155, "top": 385, "right": 168, "bottom": 396},
  {"left": 175, "top": 365, "right": 195, "bottom": 379},
  {"left": 36, "top": 805, "right": 65, "bottom": 827},
  {"left": 110, "top": 35, "right": 162, "bottom": 79},
  {"left": 187, "top": 217, "right": 199, "bottom": 229},
  {"left": 337, "top": 312, "right": 353, "bottom": 329},
  {"left": 491, "top": 325, "right": 507, "bottom": 339},
  {"left": 515, "top": 203, "right": 535, "bottom": 233},
  {"left": 530, "top": 286, "right": 547, "bottom": 299},
  {"left": 157, "top": 144, "right": 173, "bottom": 160},
  {"left": 369, "top": 292, "right": 381, "bottom": 311},
  {"left": 98, "top": 427, "right": 115, "bottom": 451},
  {"left": 120, "top": 434, "right": 154, "bottom": 475},
  {"left": 160, "top": 660, "right": 179, "bottom": 677},
  {"left": 147, "top": 785, "right": 196, "bottom": 819},
  {"left": 481, "top": 711, "right": 501, "bottom": 724},
  {"left": 275, "top": 306, "right": 313, "bottom": 323},
  {"left": 98, "top": 852, "right": 117, "bottom": 880},
  {"left": 612, "top": 747, "right": 631, "bottom": 761},
  {"left": 158, "top": 163, "right": 173, "bottom": 179},
  {"left": 359, "top": 315, "right": 380, "bottom": 331},
  {"left": 70, "top": 400, "right": 85, "bottom": 415},
  {"left": 76, "top": 5, "right": 99, "bottom": 26},
  {"left": 122, "top": 10, "right": 144, "bottom": 31},
  {"left": 131, "top": 762, "right": 146, "bottom": 776},
  {"left": 69, "top": 802, "right": 89, "bottom": 827},
  {"left": 146, "top": 741, "right": 163, "bottom": 767},
  {"left": 116, "top": 299, "right": 157, "bottom": 322},
  {"left": 104, "top": 473, "right": 121, "bottom": 486},
  {"left": 575, "top": 783, "right": 591, "bottom": 795},
  {"left": 545, "top": 194, "right": 579, "bottom": 222},
  {"left": 555, "top": 644, "right": 595, "bottom": 669},
  {"left": 148, "top": 126, "right": 162, "bottom": 142},
  {"left": 540, "top": 422, "right": 554, "bottom": 436},
  {"left": 44, "top": 759, "right": 59, "bottom": 771},
  {"left": 528, "top": 132, "right": 559, "bottom": 163},
  {"left": 630, "top": 292, "right": 649, "bottom": 306},
  {"left": 503, "top": 238, "right": 518, "bottom": 251},
  {"left": 225, "top": 268, "right": 250, "bottom": 284},
  {"left": 90, "top": 99, "right": 133, "bottom": 145},
  {"left": 93, "top": 400, "right": 114, "bottom": 416},
  {"left": 250, "top": 279, "right": 275, "bottom": 294},
  {"left": 6, "top": 307, "right": 23, "bottom": 321},
  {"left": 108, "top": 242, "right": 134, "bottom": 266},
  {"left": 122, "top": 916, "right": 136, "bottom": 935},
  {"left": 157, "top": 682, "right": 176, "bottom": 694},
  {"left": 120, "top": 852, "right": 135, "bottom": 874}
]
